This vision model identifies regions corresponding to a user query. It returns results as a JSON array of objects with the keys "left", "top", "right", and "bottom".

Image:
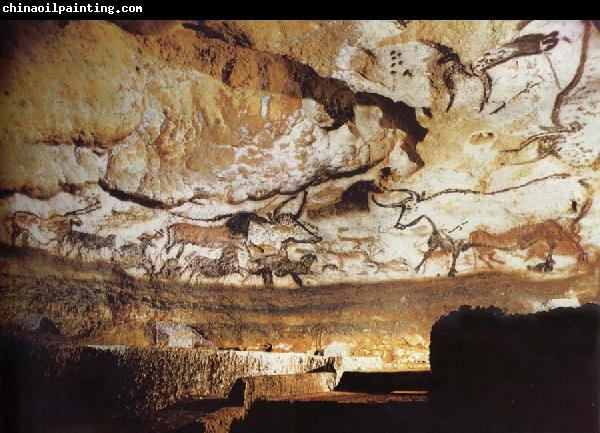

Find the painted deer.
[
  {"left": 184, "top": 244, "right": 243, "bottom": 280},
  {"left": 6, "top": 201, "right": 100, "bottom": 249},
  {"left": 195, "top": 190, "right": 322, "bottom": 252},
  {"left": 246, "top": 191, "right": 322, "bottom": 250},
  {"left": 166, "top": 223, "right": 244, "bottom": 259},
  {"left": 315, "top": 239, "right": 382, "bottom": 274},
  {"left": 60, "top": 231, "right": 116, "bottom": 259}
]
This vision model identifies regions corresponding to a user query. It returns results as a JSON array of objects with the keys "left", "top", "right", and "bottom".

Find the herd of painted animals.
[
  {"left": 2, "top": 21, "right": 596, "bottom": 288},
  {"left": 5, "top": 166, "right": 591, "bottom": 287}
]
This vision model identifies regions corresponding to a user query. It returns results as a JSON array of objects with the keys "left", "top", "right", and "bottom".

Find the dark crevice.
[
  {"left": 284, "top": 57, "right": 356, "bottom": 131},
  {"left": 258, "top": 57, "right": 271, "bottom": 90},
  {"left": 221, "top": 58, "right": 236, "bottom": 86},
  {"left": 182, "top": 21, "right": 254, "bottom": 49},
  {"left": 183, "top": 22, "right": 428, "bottom": 160},
  {"left": 243, "top": 161, "right": 385, "bottom": 204},
  {"left": 308, "top": 181, "right": 383, "bottom": 219},
  {"left": 355, "top": 92, "right": 428, "bottom": 167},
  {"left": 97, "top": 180, "right": 174, "bottom": 210},
  {"left": 58, "top": 182, "right": 84, "bottom": 195},
  {"left": 0, "top": 189, "right": 15, "bottom": 199},
  {"left": 283, "top": 62, "right": 429, "bottom": 167}
]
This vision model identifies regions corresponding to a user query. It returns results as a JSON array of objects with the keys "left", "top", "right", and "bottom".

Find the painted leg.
[
  {"left": 415, "top": 246, "right": 436, "bottom": 274},
  {"left": 291, "top": 273, "right": 304, "bottom": 287},
  {"left": 448, "top": 246, "right": 461, "bottom": 277},
  {"left": 261, "top": 270, "right": 274, "bottom": 289}
]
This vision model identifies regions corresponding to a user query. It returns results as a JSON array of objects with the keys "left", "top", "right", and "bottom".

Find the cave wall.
[{"left": 0, "top": 20, "right": 599, "bottom": 366}]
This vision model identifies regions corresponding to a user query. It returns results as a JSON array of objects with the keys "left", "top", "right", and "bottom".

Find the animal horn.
[
  {"left": 372, "top": 195, "right": 413, "bottom": 208},
  {"left": 379, "top": 187, "right": 418, "bottom": 196},
  {"left": 63, "top": 200, "right": 101, "bottom": 216}
]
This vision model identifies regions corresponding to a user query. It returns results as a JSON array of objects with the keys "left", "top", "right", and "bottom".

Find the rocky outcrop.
[
  {"left": 1, "top": 338, "right": 335, "bottom": 417},
  {"left": 231, "top": 372, "right": 336, "bottom": 409},
  {"left": 155, "top": 321, "right": 217, "bottom": 349}
]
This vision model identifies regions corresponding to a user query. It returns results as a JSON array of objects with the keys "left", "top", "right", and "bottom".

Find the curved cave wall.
[{"left": 0, "top": 20, "right": 599, "bottom": 368}]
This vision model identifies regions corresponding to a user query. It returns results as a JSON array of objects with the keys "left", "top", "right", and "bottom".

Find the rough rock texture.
[
  {"left": 0, "top": 21, "right": 600, "bottom": 286},
  {"left": 3, "top": 19, "right": 599, "bottom": 283},
  {"left": 232, "top": 372, "right": 336, "bottom": 409},
  {"left": 1, "top": 247, "right": 597, "bottom": 368},
  {"left": 155, "top": 321, "right": 218, "bottom": 348},
  {"left": 1, "top": 338, "right": 335, "bottom": 416},
  {"left": 1, "top": 20, "right": 599, "bottom": 366}
]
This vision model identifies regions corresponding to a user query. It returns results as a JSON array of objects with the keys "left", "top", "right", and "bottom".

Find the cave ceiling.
[{"left": 1, "top": 19, "right": 599, "bottom": 288}]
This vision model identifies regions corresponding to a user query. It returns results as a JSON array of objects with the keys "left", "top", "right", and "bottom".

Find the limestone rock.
[
  {"left": 154, "top": 321, "right": 217, "bottom": 349},
  {"left": 233, "top": 372, "right": 336, "bottom": 409},
  {"left": 2, "top": 20, "right": 599, "bottom": 285}
]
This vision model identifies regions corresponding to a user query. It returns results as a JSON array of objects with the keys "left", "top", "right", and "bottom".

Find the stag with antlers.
[
  {"left": 188, "top": 190, "right": 322, "bottom": 251},
  {"left": 55, "top": 202, "right": 117, "bottom": 259},
  {"left": 184, "top": 244, "right": 243, "bottom": 281},
  {"left": 116, "top": 229, "right": 165, "bottom": 277}
]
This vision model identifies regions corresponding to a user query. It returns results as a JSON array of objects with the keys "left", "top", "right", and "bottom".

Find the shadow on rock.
[{"left": 429, "top": 303, "right": 600, "bottom": 433}]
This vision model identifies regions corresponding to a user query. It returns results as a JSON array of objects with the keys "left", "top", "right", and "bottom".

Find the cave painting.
[
  {"left": 1, "top": 20, "right": 599, "bottom": 288},
  {"left": 373, "top": 174, "right": 590, "bottom": 277}
]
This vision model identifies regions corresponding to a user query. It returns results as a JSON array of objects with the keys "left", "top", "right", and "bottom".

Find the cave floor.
[
  {"left": 18, "top": 387, "right": 573, "bottom": 433},
  {"left": 17, "top": 389, "right": 434, "bottom": 433}
]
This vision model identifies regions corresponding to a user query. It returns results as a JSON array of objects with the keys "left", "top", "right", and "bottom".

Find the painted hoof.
[{"left": 527, "top": 262, "right": 554, "bottom": 273}]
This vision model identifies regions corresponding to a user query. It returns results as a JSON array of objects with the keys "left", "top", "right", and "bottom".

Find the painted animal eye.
[{"left": 571, "top": 200, "right": 577, "bottom": 212}]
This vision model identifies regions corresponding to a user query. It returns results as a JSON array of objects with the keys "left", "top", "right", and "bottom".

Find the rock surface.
[
  {"left": 1, "top": 247, "right": 597, "bottom": 367},
  {"left": 1, "top": 338, "right": 335, "bottom": 416},
  {"left": 233, "top": 372, "right": 337, "bottom": 409},
  {"left": 0, "top": 20, "right": 599, "bottom": 366},
  {"left": 2, "top": 20, "right": 599, "bottom": 282}
]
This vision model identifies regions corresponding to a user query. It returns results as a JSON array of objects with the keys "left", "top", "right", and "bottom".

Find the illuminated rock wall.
[{"left": 1, "top": 20, "right": 598, "bottom": 367}]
